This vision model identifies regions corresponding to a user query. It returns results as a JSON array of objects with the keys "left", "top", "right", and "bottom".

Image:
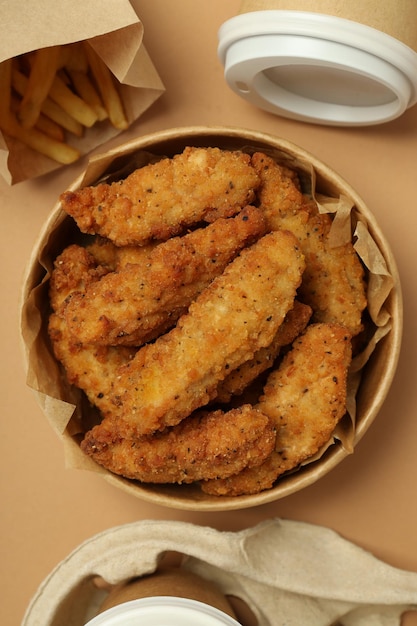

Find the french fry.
[
  {"left": 57, "top": 45, "right": 71, "bottom": 69},
  {"left": 1, "top": 110, "right": 80, "bottom": 165},
  {"left": 0, "top": 60, "right": 75, "bottom": 163},
  {"left": 0, "top": 59, "right": 13, "bottom": 155},
  {"left": 39, "top": 97, "right": 84, "bottom": 137},
  {"left": 68, "top": 69, "right": 108, "bottom": 121},
  {"left": 10, "top": 91, "right": 64, "bottom": 141},
  {"left": 1, "top": 41, "right": 131, "bottom": 167},
  {"left": 12, "top": 66, "right": 84, "bottom": 137},
  {"left": 48, "top": 72, "right": 98, "bottom": 127},
  {"left": 18, "top": 45, "right": 62, "bottom": 129},
  {"left": 63, "top": 42, "right": 89, "bottom": 73},
  {"left": 84, "top": 43, "right": 129, "bottom": 130},
  {"left": 0, "top": 59, "right": 12, "bottom": 124},
  {"left": 35, "top": 112, "right": 65, "bottom": 141},
  {"left": 58, "top": 68, "right": 71, "bottom": 86}
]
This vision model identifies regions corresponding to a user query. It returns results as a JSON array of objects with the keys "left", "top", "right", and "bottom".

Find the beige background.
[{"left": 1, "top": 1, "right": 417, "bottom": 624}]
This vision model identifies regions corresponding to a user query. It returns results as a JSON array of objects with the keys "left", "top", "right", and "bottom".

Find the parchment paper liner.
[
  {"left": 22, "top": 518, "right": 417, "bottom": 626},
  {"left": 20, "top": 126, "right": 403, "bottom": 511},
  {"left": 0, "top": 0, "right": 165, "bottom": 184}
]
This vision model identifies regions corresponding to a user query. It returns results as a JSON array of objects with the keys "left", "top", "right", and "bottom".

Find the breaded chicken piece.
[
  {"left": 48, "top": 313, "right": 135, "bottom": 418},
  {"left": 251, "top": 153, "right": 305, "bottom": 217},
  {"left": 86, "top": 237, "right": 158, "bottom": 271},
  {"left": 48, "top": 245, "right": 135, "bottom": 417},
  {"left": 60, "top": 147, "right": 260, "bottom": 246},
  {"left": 88, "top": 230, "right": 305, "bottom": 441},
  {"left": 49, "top": 244, "right": 109, "bottom": 312},
  {"left": 64, "top": 206, "right": 266, "bottom": 347},
  {"left": 201, "top": 323, "right": 352, "bottom": 496},
  {"left": 81, "top": 404, "right": 276, "bottom": 484},
  {"left": 296, "top": 208, "right": 367, "bottom": 338},
  {"left": 251, "top": 152, "right": 367, "bottom": 337},
  {"left": 215, "top": 300, "right": 312, "bottom": 403}
]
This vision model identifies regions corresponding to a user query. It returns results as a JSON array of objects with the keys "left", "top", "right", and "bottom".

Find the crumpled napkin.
[{"left": 22, "top": 518, "right": 417, "bottom": 626}]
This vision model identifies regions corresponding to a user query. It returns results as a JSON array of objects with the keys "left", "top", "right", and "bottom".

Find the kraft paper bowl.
[{"left": 20, "top": 126, "right": 402, "bottom": 511}]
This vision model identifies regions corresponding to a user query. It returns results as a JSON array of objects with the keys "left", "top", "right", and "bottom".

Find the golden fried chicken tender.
[
  {"left": 49, "top": 243, "right": 109, "bottom": 312},
  {"left": 48, "top": 245, "right": 135, "bottom": 417},
  {"left": 251, "top": 152, "right": 367, "bottom": 337},
  {"left": 48, "top": 313, "right": 135, "bottom": 418},
  {"left": 47, "top": 146, "right": 369, "bottom": 497},
  {"left": 296, "top": 209, "right": 367, "bottom": 338},
  {"left": 201, "top": 322, "right": 352, "bottom": 496},
  {"left": 81, "top": 404, "right": 276, "bottom": 484},
  {"left": 215, "top": 300, "right": 312, "bottom": 404},
  {"left": 60, "top": 147, "right": 261, "bottom": 246},
  {"left": 88, "top": 230, "right": 305, "bottom": 441},
  {"left": 64, "top": 206, "right": 266, "bottom": 347},
  {"left": 86, "top": 237, "right": 158, "bottom": 271}
]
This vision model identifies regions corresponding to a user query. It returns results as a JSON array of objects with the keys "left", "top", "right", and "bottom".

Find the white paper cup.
[
  {"left": 218, "top": 2, "right": 417, "bottom": 125},
  {"left": 85, "top": 597, "right": 242, "bottom": 626}
]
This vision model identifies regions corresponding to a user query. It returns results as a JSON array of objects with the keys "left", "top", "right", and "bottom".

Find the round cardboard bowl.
[{"left": 20, "top": 126, "right": 403, "bottom": 511}]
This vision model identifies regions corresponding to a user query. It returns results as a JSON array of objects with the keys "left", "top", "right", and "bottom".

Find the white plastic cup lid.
[
  {"left": 84, "top": 597, "right": 242, "bottom": 626},
  {"left": 218, "top": 10, "right": 417, "bottom": 126}
]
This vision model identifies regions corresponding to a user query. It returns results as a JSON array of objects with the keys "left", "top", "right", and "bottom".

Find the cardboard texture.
[
  {"left": 22, "top": 519, "right": 417, "bottom": 626},
  {"left": 0, "top": 0, "right": 165, "bottom": 184},
  {"left": 19, "top": 126, "right": 403, "bottom": 511},
  {"left": 238, "top": 0, "right": 417, "bottom": 51}
]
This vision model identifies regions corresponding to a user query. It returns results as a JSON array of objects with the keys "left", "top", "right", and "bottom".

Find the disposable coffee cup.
[
  {"left": 85, "top": 597, "right": 242, "bottom": 625},
  {"left": 218, "top": 0, "right": 417, "bottom": 125},
  {"left": 97, "top": 566, "right": 239, "bottom": 618},
  {"left": 85, "top": 565, "right": 245, "bottom": 626}
]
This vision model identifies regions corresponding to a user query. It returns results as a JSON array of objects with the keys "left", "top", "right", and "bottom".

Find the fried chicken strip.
[
  {"left": 215, "top": 300, "right": 312, "bottom": 404},
  {"left": 86, "top": 237, "right": 158, "bottom": 271},
  {"left": 60, "top": 147, "right": 260, "bottom": 246},
  {"left": 64, "top": 206, "right": 266, "bottom": 347},
  {"left": 89, "top": 230, "right": 305, "bottom": 440},
  {"left": 201, "top": 323, "right": 352, "bottom": 496},
  {"left": 251, "top": 152, "right": 367, "bottom": 337},
  {"left": 48, "top": 245, "right": 135, "bottom": 417},
  {"left": 49, "top": 244, "right": 109, "bottom": 312},
  {"left": 81, "top": 405, "right": 276, "bottom": 484}
]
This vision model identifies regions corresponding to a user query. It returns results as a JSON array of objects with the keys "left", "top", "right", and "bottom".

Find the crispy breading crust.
[
  {"left": 60, "top": 147, "right": 261, "bottom": 246},
  {"left": 251, "top": 152, "right": 367, "bottom": 337},
  {"left": 64, "top": 206, "right": 266, "bottom": 347},
  {"left": 48, "top": 245, "right": 136, "bottom": 417},
  {"left": 88, "top": 230, "right": 305, "bottom": 441},
  {"left": 48, "top": 244, "right": 109, "bottom": 312},
  {"left": 49, "top": 313, "right": 135, "bottom": 417},
  {"left": 201, "top": 323, "right": 352, "bottom": 496},
  {"left": 81, "top": 405, "right": 276, "bottom": 484},
  {"left": 48, "top": 147, "right": 369, "bottom": 497},
  {"left": 86, "top": 237, "right": 158, "bottom": 271},
  {"left": 215, "top": 300, "right": 312, "bottom": 403}
]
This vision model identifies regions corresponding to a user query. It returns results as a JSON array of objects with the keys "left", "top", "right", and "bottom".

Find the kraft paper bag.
[{"left": 0, "top": 0, "right": 165, "bottom": 184}]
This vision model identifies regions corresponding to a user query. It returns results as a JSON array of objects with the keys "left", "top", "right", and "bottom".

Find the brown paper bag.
[{"left": 0, "top": 0, "right": 165, "bottom": 184}]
